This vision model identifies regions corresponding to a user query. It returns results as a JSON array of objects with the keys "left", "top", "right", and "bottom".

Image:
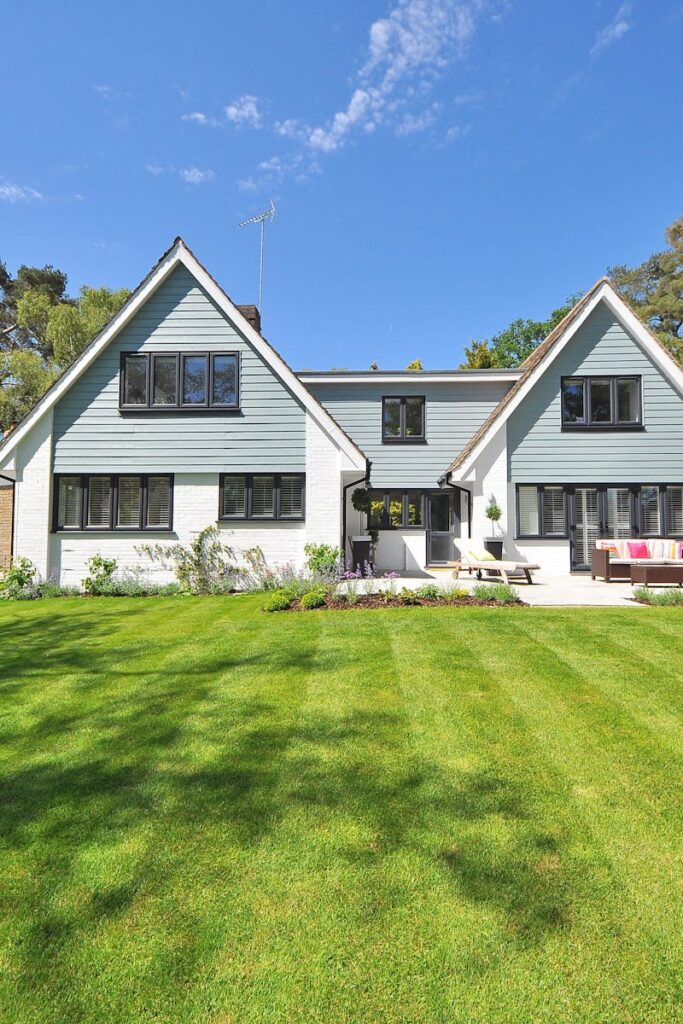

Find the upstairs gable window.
[
  {"left": 561, "top": 376, "right": 642, "bottom": 429},
  {"left": 381, "top": 396, "right": 425, "bottom": 442},
  {"left": 120, "top": 352, "right": 239, "bottom": 411}
]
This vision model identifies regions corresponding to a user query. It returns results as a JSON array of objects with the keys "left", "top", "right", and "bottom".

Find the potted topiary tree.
[
  {"left": 350, "top": 487, "right": 374, "bottom": 570},
  {"left": 484, "top": 497, "right": 503, "bottom": 560}
]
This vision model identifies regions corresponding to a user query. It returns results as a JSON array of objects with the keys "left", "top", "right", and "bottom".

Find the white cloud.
[
  {"left": 225, "top": 94, "right": 261, "bottom": 128},
  {"left": 145, "top": 163, "right": 167, "bottom": 175},
  {"left": 181, "top": 111, "right": 209, "bottom": 124},
  {"left": 237, "top": 177, "right": 259, "bottom": 192},
  {"left": 396, "top": 103, "right": 441, "bottom": 136},
  {"left": 179, "top": 167, "right": 215, "bottom": 184},
  {"left": 274, "top": 118, "right": 307, "bottom": 139},
  {"left": 306, "top": 0, "right": 500, "bottom": 153},
  {"left": 591, "top": 3, "right": 631, "bottom": 56},
  {"left": 93, "top": 83, "right": 114, "bottom": 98},
  {"left": 0, "top": 182, "right": 43, "bottom": 203}
]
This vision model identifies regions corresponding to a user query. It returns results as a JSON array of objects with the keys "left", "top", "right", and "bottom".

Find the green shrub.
[
  {"left": 82, "top": 555, "right": 118, "bottom": 595},
  {"left": 300, "top": 586, "right": 328, "bottom": 610},
  {"left": 330, "top": 588, "right": 348, "bottom": 604},
  {"left": 415, "top": 584, "right": 441, "bottom": 600},
  {"left": 39, "top": 581, "right": 80, "bottom": 599},
  {"left": 397, "top": 587, "right": 420, "bottom": 605},
  {"left": 633, "top": 587, "right": 683, "bottom": 606},
  {"left": 441, "top": 585, "right": 470, "bottom": 603},
  {"left": 472, "top": 582, "right": 520, "bottom": 605},
  {"left": 304, "top": 543, "right": 344, "bottom": 580},
  {"left": 262, "top": 589, "right": 294, "bottom": 612},
  {"left": 0, "top": 558, "right": 39, "bottom": 600}
]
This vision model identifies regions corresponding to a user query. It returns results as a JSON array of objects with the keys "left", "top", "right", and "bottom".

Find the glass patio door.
[
  {"left": 605, "top": 488, "right": 632, "bottom": 539},
  {"left": 427, "top": 493, "right": 458, "bottom": 564}
]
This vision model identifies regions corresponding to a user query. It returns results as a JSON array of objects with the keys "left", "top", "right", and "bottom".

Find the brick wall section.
[{"left": 0, "top": 485, "right": 13, "bottom": 567}]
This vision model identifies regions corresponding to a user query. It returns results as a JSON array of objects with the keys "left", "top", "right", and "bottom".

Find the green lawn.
[{"left": 1, "top": 597, "right": 682, "bottom": 1024}]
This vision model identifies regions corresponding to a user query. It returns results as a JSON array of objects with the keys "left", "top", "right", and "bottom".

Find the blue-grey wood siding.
[
  {"left": 307, "top": 381, "right": 511, "bottom": 488},
  {"left": 53, "top": 266, "right": 306, "bottom": 473},
  {"left": 508, "top": 301, "right": 683, "bottom": 483}
]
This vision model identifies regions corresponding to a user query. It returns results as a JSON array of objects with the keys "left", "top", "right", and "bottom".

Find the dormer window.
[
  {"left": 382, "top": 396, "right": 425, "bottom": 443},
  {"left": 561, "top": 376, "right": 642, "bottom": 429},
  {"left": 120, "top": 352, "right": 239, "bottom": 411}
]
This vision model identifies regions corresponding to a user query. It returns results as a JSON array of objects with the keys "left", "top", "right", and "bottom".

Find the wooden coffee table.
[{"left": 630, "top": 563, "right": 683, "bottom": 586}]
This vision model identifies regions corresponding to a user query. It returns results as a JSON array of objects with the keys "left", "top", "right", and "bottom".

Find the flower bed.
[{"left": 263, "top": 582, "right": 523, "bottom": 612}]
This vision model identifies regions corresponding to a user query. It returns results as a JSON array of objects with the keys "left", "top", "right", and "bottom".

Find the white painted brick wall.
[
  {"left": 305, "top": 412, "right": 343, "bottom": 550},
  {"left": 13, "top": 410, "right": 53, "bottom": 578},
  {"left": 463, "top": 423, "right": 509, "bottom": 549}
]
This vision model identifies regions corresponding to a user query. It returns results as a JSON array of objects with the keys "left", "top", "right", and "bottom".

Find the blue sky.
[{"left": 2, "top": 0, "right": 681, "bottom": 369}]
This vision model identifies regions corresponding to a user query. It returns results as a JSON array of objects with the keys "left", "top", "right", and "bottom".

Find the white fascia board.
[
  {"left": 299, "top": 373, "right": 521, "bottom": 384},
  {"left": 450, "top": 281, "right": 681, "bottom": 482}
]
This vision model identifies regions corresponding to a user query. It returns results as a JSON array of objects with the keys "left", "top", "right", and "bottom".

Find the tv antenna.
[{"left": 239, "top": 199, "right": 277, "bottom": 316}]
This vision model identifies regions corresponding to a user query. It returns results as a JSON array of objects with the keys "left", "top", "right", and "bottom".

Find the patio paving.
[{"left": 366, "top": 569, "right": 644, "bottom": 607}]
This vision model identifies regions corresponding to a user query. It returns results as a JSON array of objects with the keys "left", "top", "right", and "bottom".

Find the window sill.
[
  {"left": 218, "top": 517, "right": 305, "bottom": 524},
  {"left": 52, "top": 527, "right": 174, "bottom": 534},
  {"left": 561, "top": 424, "right": 645, "bottom": 432},
  {"left": 381, "top": 437, "right": 427, "bottom": 445},
  {"left": 119, "top": 407, "right": 241, "bottom": 415},
  {"left": 516, "top": 534, "right": 569, "bottom": 541}
]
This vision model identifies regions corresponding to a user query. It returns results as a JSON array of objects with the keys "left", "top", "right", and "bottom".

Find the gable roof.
[
  {"left": 443, "top": 278, "right": 683, "bottom": 480},
  {"left": 0, "top": 238, "right": 367, "bottom": 472}
]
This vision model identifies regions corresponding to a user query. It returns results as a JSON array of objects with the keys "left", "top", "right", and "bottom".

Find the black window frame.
[
  {"left": 218, "top": 473, "right": 306, "bottom": 522},
  {"left": 560, "top": 375, "right": 643, "bottom": 430},
  {"left": 515, "top": 484, "right": 569, "bottom": 539},
  {"left": 367, "top": 489, "right": 425, "bottom": 530},
  {"left": 119, "top": 352, "right": 240, "bottom": 412},
  {"left": 515, "top": 482, "right": 683, "bottom": 541},
  {"left": 381, "top": 396, "right": 426, "bottom": 444},
  {"left": 52, "top": 474, "right": 174, "bottom": 532}
]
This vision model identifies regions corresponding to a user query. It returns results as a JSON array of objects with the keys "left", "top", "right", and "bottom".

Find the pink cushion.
[{"left": 627, "top": 541, "right": 649, "bottom": 559}]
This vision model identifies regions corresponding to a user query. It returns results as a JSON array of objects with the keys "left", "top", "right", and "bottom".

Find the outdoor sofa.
[
  {"left": 592, "top": 539, "right": 683, "bottom": 583},
  {"left": 453, "top": 546, "right": 539, "bottom": 585}
]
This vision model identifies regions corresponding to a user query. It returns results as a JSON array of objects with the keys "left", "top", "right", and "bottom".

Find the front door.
[
  {"left": 427, "top": 492, "right": 458, "bottom": 564},
  {"left": 569, "top": 486, "right": 635, "bottom": 570}
]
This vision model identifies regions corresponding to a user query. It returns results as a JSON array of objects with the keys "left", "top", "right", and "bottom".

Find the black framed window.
[
  {"left": 517, "top": 485, "right": 568, "bottom": 538},
  {"left": 53, "top": 474, "right": 173, "bottom": 531},
  {"left": 560, "top": 376, "right": 642, "bottom": 429},
  {"left": 381, "top": 396, "right": 425, "bottom": 442},
  {"left": 219, "top": 474, "right": 305, "bottom": 521},
  {"left": 120, "top": 352, "right": 239, "bottom": 411},
  {"left": 368, "top": 489, "right": 424, "bottom": 529}
]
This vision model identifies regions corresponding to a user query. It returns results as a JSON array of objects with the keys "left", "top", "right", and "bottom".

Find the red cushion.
[{"left": 627, "top": 541, "right": 649, "bottom": 559}]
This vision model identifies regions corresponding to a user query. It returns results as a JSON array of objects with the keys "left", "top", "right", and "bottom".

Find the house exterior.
[{"left": 1, "top": 238, "right": 682, "bottom": 585}]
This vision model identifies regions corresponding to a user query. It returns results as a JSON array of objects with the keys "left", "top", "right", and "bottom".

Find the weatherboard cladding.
[
  {"left": 507, "top": 301, "right": 683, "bottom": 483},
  {"left": 52, "top": 265, "right": 306, "bottom": 474},
  {"left": 304, "top": 380, "right": 512, "bottom": 488}
]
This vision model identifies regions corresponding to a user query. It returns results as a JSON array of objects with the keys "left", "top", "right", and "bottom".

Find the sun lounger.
[{"left": 453, "top": 547, "right": 539, "bottom": 585}]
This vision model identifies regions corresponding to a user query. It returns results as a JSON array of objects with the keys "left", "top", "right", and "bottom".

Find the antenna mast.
[{"left": 239, "top": 199, "right": 276, "bottom": 316}]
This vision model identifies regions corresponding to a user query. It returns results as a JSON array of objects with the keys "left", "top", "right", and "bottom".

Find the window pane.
[
  {"left": 117, "top": 477, "right": 141, "bottom": 528},
  {"left": 405, "top": 398, "right": 424, "bottom": 437},
  {"left": 123, "top": 355, "right": 147, "bottom": 405},
  {"left": 562, "top": 379, "right": 584, "bottom": 423},
  {"left": 589, "top": 379, "right": 612, "bottom": 423},
  {"left": 639, "top": 486, "right": 660, "bottom": 535},
  {"left": 252, "top": 476, "right": 274, "bottom": 517},
  {"left": 542, "top": 487, "right": 565, "bottom": 536},
  {"left": 617, "top": 378, "right": 639, "bottom": 423},
  {"left": 146, "top": 477, "right": 171, "bottom": 528},
  {"left": 182, "top": 355, "right": 207, "bottom": 405},
  {"left": 153, "top": 356, "right": 177, "bottom": 406},
  {"left": 606, "top": 488, "right": 632, "bottom": 539},
  {"left": 518, "top": 486, "right": 539, "bottom": 536},
  {"left": 222, "top": 475, "right": 245, "bottom": 517},
  {"left": 87, "top": 476, "right": 111, "bottom": 528},
  {"left": 387, "top": 491, "right": 403, "bottom": 527},
  {"left": 666, "top": 487, "right": 683, "bottom": 535},
  {"left": 406, "top": 491, "right": 422, "bottom": 526},
  {"left": 369, "top": 492, "right": 385, "bottom": 527},
  {"left": 58, "top": 477, "right": 82, "bottom": 529},
  {"left": 212, "top": 355, "right": 238, "bottom": 406},
  {"left": 280, "top": 475, "right": 303, "bottom": 518},
  {"left": 382, "top": 399, "right": 401, "bottom": 437}
]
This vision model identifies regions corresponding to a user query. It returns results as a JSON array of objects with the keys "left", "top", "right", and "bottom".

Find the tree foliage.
[
  {"left": 405, "top": 359, "right": 423, "bottom": 370},
  {"left": 461, "top": 300, "right": 577, "bottom": 369},
  {"left": 0, "top": 260, "right": 130, "bottom": 432},
  {"left": 609, "top": 216, "right": 683, "bottom": 363}
]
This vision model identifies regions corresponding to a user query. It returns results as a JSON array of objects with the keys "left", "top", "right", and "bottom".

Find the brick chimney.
[{"left": 236, "top": 305, "right": 261, "bottom": 334}]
